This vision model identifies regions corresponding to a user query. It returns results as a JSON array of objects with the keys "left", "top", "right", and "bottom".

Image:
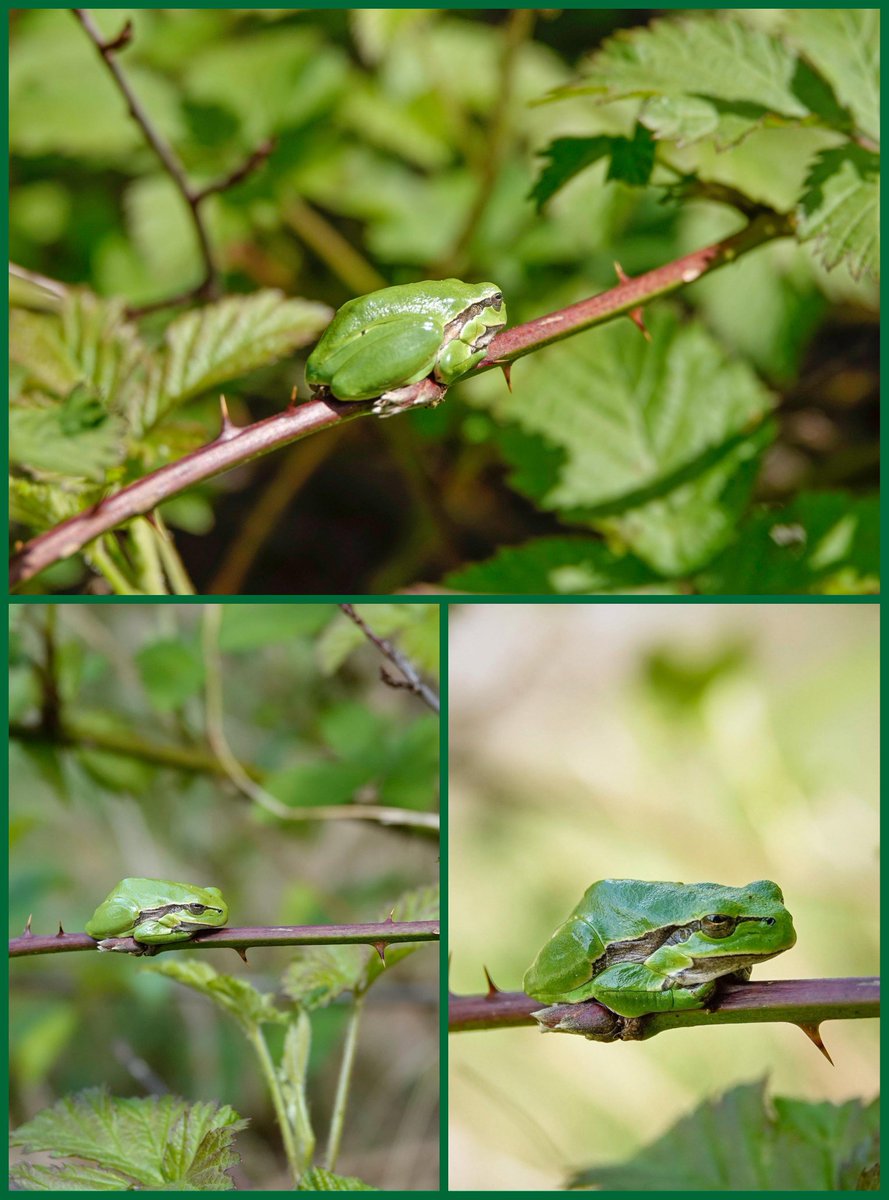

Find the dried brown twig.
[{"left": 339, "top": 604, "right": 441, "bottom": 714}]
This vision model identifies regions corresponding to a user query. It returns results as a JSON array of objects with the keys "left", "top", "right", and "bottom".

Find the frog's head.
[
  {"left": 670, "top": 880, "right": 796, "bottom": 982},
  {"left": 176, "top": 886, "right": 229, "bottom": 931},
  {"left": 436, "top": 282, "right": 507, "bottom": 384}
]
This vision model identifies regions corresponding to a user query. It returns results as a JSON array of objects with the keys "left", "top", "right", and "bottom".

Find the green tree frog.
[
  {"left": 305, "top": 279, "right": 506, "bottom": 416},
  {"left": 86, "top": 878, "right": 229, "bottom": 952},
  {"left": 524, "top": 879, "right": 796, "bottom": 1018}
]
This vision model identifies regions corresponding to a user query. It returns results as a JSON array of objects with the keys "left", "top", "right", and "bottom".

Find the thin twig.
[
  {"left": 339, "top": 604, "right": 440, "bottom": 714},
  {"left": 201, "top": 606, "right": 439, "bottom": 833},
  {"left": 71, "top": 8, "right": 274, "bottom": 311},
  {"left": 72, "top": 8, "right": 216, "bottom": 296},
  {"left": 194, "top": 138, "right": 277, "bottom": 201}
]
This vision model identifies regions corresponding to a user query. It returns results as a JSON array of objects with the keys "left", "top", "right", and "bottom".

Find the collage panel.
[
  {"left": 9, "top": 602, "right": 440, "bottom": 1190},
  {"left": 448, "top": 602, "right": 879, "bottom": 1191}
]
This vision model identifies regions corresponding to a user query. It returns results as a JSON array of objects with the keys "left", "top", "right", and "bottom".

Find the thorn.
[
  {"left": 628, "top": 307, "right": 651, "bottom": 340},
  {"left": 23, "top": 915, "right": 33, "bottom": 936},
  {"left": 235, "top": 947, "right": 249, "bottom": 964},
  {"left": 797, "top": 1022, "right": 834, "bottom": 1065},
  {"left": 500, "top": 363, "right": 512, "bottom": 391},
  {"left": 373, "top": 941, "right": 388, "bottom": 965},
  {"left": 483, "top": 966, "right": 501, "bottom": 998},
  {"left": 103, "top": 20, "right": 133, "bottom": 53},
  {"left": 385, "top": 909, "right": 396, "bottom": 924},
  {"left": 57, "top": 923, "right": 65, "bottom": 936},
  {"left": 217, "top": 394, "right": 239, "bottom": 441},
  {"left": 614, "top": 261, "right": 651, "bottom": 341},
  {"left": 287, "top": 385, "right": 299, "bottom": 411}
]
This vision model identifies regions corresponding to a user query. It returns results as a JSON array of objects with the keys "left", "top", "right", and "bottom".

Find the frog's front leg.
[
  {"left": 591, "top": 962, "right": 716, "bottom": 1017},
  {"left": 132, "top": 912, "right": 194, "bottom": 944}
]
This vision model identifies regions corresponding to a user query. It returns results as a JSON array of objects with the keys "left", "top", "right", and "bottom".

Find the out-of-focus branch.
[{"left": 339, "top": 604, "right": 440, "bottom": 714}]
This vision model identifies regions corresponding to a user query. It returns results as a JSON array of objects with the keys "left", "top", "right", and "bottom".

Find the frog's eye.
[
  {"left": 187, "top": 903, "right": 208, "bottom": 915},
  {"left": 701, "top": 914, "right": 737, "bottom": 938},
  {"left": 488, "top": 293, "right": 503, "bottom": 309}
]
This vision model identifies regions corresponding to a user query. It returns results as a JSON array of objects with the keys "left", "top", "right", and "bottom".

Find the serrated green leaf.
[
  {"left": 10, "top": 397, "right": 127, "bottom": 482},
  {"left": 146, "top": 959, "right": 289, "bottom": 1030},
  {"left": 283, "top": 943, "right": 366, "bottom": 1010},
  {"left": 530, "top": 127, "right": 655, "bottom": 211},
  {"left": 598, "top": 417, "right": 775, "bottom": 577},
  {"left": 9, "top": 476, "right": 87, "bottom": 533},
  {"left": 695, "top": 492, "right": 879, "bottom": 595},
  {"left": 60, "top": 292, "right": 149, "bottom": 417},
  {"left": 783, "top": 9, "right": 879, "bottom": 141},
  {"left": 556, "top": 15, "right": 811, "bottom": 148},
  {"left": 138, "top": 290, "right": 333, "bottom": 431},
  {"left": 445, "top": 536, "right": 663, "bottom": 594},
  {"left": 568, "top": 1080, "right": 879, "bottom": 1191},
  {"left": 487, "top": 307, "right": 775, "bottom": 575},
  {"left": 299, "top": 1166, "right": 378, "bottom": 1191},
  {"left": 362, "top": 882, "right": 438, "bottom": 988},
  {"left": 529, "top": 137, "right": 617, "bottom": 211},
  {"left": 797, "top": 146, "right": 879, "bottom": 280},
  {"left": 10, "top": 308, "right": 82, "bottom": 394},
  {"left": 10, "top": 1087, "right": 245, "bottom": 1190}
]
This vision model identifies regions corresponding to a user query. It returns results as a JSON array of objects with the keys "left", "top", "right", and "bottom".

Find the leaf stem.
[
  {"left": 324, "top": 994, "right": 366, "bottom": 1171},
  {"left": 245, "top": 1023, "right": 304, "bottom": 1186}
]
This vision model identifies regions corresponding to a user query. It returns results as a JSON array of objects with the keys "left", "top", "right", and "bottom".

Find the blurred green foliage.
[{"left": 9, "top": 602, "right": 439, "bottom": 1187}]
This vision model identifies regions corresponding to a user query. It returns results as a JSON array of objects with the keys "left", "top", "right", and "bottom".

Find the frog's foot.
[
  {"left": 373, "top": 377, "right": 447, "bottom": 418},
  {"left": 95, "top": 937, "right": 157, "bottom": 956}
]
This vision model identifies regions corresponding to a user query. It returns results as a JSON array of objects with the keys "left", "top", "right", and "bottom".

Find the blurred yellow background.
[{"left": 447, "top": 602, "right": 879, "bottom": 1191}]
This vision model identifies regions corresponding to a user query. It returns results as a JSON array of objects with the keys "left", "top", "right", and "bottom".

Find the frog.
[
  {"left": 523, "top": 878, "right": 796, "bottom": 1018},
  {"left": 85, "top": 878, "right": 229, "bottom": 953},
  {"left": 304, "top": 279, "right": 506, "bottom": 416}
]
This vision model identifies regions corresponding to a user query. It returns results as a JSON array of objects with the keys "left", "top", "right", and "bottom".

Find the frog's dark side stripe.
[{"left": 591, "top": 914, "right": 780, "bottom": 976}]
